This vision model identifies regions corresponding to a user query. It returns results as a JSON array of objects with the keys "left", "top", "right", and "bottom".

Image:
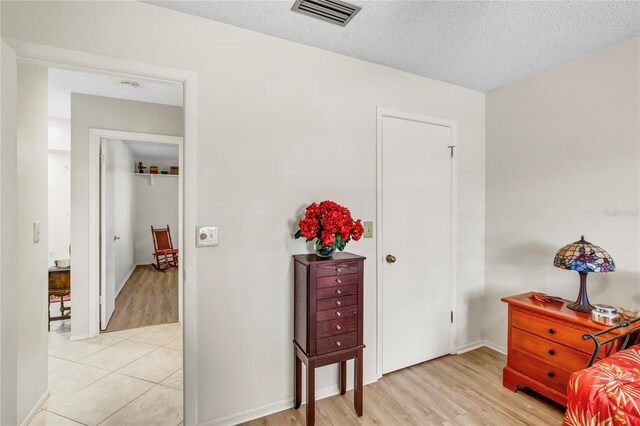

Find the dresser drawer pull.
[
  {"left": 336, "top": 300, "right": 342, "bottom": 306},
  {"left": 548, "top": 328, "right": 556, "bottom": 334},
  {"left": 548, "top": 349, "right": 555, "bottom": 356},
  {"left": 336, "top": 311, "right": 342, "bottom": 317},
  {"left": 336, "top": 279, "right": 342, "bottom": 284},
  {"left": 547, "top": 371, "right": 555, "bottom": 378},
  {"left": 336, "top": 268, "right": 342, "bottom": 273},
  {"left": 335, "top": 289, "right": 342, "bottom": 295},
  {"left": 336, "top": 341, "right": 341, "bottom": 347},
  {"left": 336, "top": 325, "right": 341, "bottom": 331}
]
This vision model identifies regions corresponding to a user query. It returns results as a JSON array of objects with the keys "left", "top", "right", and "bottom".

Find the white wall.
[
  {"left": 16, "top": 63, "right": 49, "bottom": 424},
  {"left": 69, "top": 94, "right": 182, "bottom": 338},
  {"left": 1, "top": 3, "right": 486, "bottom": 424},
  {"left": 0, "top": 39, "right": 19, "bottom": 426},
  {"left": 48, "top": 150, "right": 70, "bottom": 267},
  {"left": 484, "top": 38, "right": 640, "bottom": 351},
  {"left": 134, "top": 173, "right": 179, "bottom": 266},
  {"left": 48, "top": 117, "right": 70, "bottom": 150},
  {"left": 104, "top": 138, "right": 136, "bottom": 296}
]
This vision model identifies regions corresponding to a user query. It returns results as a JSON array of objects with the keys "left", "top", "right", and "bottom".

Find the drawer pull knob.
[
  {"left": 336, "top": 311, "right": 342, "bottom": 317},
  {"left": 336, "top": 325, "right": 341, "bottom": 330},
  {"left": 336, "top": 268, "right": 342, "bottom": 273},
  {"left": 336, "top": 279, "right": 342, "bottom": 284},
  {"left": 336, "top": 341, "right": 341, "bottom": 347},
  {"left": 336, "top": 300, "right": 342, "bottom": 306},
  {"left": 335, "top": 289, "right": 342, "bottom": 295},
  {"left": 547, "top": 371, "right": 555, "bottom": 378},
  {"left": 548, "top": 328, "right": 556, "bottom": 334},
  {"left": 548, "top": 349, "right": 555, "bottom": 356}
]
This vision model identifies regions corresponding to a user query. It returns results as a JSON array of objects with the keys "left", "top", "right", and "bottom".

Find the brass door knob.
[{"left": 386, "top": 254, "right": 396, "bottom": 264}]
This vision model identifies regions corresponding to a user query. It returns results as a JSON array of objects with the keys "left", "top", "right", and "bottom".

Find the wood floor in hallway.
[
  {"left": 242, "top": 347, "right": 566, "bottom": 425},
  {"left": 105, "top": 265, "right": 178, "bottom": 332}
]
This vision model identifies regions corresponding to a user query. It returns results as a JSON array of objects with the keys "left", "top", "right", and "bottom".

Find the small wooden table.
[{"left": 48, "top": 266, "right": 71, "bottom": 330}]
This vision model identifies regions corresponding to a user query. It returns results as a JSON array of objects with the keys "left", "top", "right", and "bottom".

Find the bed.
[{"left": 564, "top": 319, "right": 640, "bottom": 426}]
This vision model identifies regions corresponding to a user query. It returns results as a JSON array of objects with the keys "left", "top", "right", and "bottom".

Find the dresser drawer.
[
  {"left": 317, "top": 285, "right": 357, "bottom": 300},
  {"left": 317, "top": 317, "right": 358, "bottom": 338},
  {"left": 317, "top": 306, "right": 358, "bottom": 322},
  {"left": 316, "top": 262, "right": 359, "bottom": 277},
  {"left": 317, "top": 274, "right": 358, "bottom": 288},
  {"left": 510, "top": 349, "right": 572, "bottom": 393},
  {"left": 512, "top": 309, "right": 597, "bottom": 354},
  {"left": 317, "top": 332, "right": 357, "bottom": 355},
  {"left": 317, "top": 295, "right": 357, "bottom": 311},
  {"left": 511, "top": 328, "right": 592, "bottom": 372}
]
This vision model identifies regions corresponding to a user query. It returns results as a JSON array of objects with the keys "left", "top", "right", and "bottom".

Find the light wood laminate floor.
[
  {"left": 242, "top": 347, "right": 565, "bottom": 425},
  {"left": 105, "top": 265, "right": 178, "bottom": 332}
]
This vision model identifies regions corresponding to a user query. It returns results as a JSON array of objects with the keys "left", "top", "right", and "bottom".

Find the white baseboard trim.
[
  {"left": 456, "top": 340, "right": 485, "bottom": 354},
  {"left": 202, "top": 375, "right": 378, "bottom": 426},
  {"left": 20, "top": 390, "right": 50, "bottom": 426},
  {"left": 69, "top": 333, "right": 92, "bottom": 341},
  {"left": 483, "top": 340, "right": 507, "bottom": 355},
  {"left": 115, "top": 264, "right": 136, "bottom": 298}
]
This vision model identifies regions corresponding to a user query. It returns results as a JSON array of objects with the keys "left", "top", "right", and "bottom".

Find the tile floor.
[{"left": 33, "top": 321, "right": 183, "bottom": 426}]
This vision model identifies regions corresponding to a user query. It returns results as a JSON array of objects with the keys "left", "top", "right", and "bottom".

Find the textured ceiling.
[
  {"left": 49, "top": 67, "right": 183, "bottom": 119},
  {"left": 145, "top": 1, "right": 640, "bottom": 91}
]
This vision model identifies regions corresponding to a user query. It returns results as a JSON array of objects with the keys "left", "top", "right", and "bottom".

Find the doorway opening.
[
  {"left": 99, "top": 136, "right": 182, "bottom": 332},
  {"left": 44, "top": 65, "right": 186, "bottom": 425}
]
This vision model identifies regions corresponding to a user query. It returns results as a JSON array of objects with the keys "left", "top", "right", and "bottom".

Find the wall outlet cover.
[{"left": 363, "top": 221, "right": 373, "bottom": 238}]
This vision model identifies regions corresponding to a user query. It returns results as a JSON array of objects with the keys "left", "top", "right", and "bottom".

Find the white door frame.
[
  {"left": 376, "top": 107, "right": 458, "bottom": 379},
  {"left": 7, "top": 38, "right": 198, "bottom": 425},
  {"left": 93, "top": 130, "right": 184, "bottom": 331}
]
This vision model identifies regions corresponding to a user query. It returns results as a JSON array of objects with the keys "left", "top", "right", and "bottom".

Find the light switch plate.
[
  {"left": 363, "top": 221, "right": 373, "bottom": 238},
  {"left": 33, "top": 221, "right": 40, "bottom": 244},
  {"left": 196, "top": 225, "right": 219, "bottom": 247}
]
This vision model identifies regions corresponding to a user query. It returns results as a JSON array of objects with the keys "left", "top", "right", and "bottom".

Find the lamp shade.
[{"left": 553, "top": 236, "right": 615, "bottom": 273}]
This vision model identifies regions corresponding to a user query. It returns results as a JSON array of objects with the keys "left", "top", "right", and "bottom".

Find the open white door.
[
  {"left": 381, "top": 115, "right": 453, "bottom": 374},
  {"left": 99, "top": 139, "right": 116, "bottom": 329}
]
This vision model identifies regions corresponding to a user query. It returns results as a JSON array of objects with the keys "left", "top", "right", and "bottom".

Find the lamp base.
[{"left": 567, "top": 272, "right": 594, "bottom": 313}]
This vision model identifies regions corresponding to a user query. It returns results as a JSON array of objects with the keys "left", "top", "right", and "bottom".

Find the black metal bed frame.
[{"left": 581, "top": 317, "right": 640, "bottom": 368}]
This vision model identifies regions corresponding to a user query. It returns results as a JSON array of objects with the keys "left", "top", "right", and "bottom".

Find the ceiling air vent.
[{"left": 291, "top": 0, "right": 361, "bottom": 27}]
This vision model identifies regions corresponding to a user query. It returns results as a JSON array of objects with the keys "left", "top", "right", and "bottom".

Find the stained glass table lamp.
[{"left": 553, "top": 236, "right": 615, "bottom": 312}]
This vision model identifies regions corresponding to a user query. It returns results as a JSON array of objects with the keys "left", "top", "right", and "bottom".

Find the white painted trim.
[
  {"left": 483, "top": 340, "right": 507, "bottom": 356},
  {"left": 20, "top": 390, "right": 50, "bottom": 426},
  {"left": 8, "top": 39, "right": 198, "bottom": 425},
  {"left": 202, "top": 375, "right": 379, "bottom": 426},
  {"left": 375, "top": 107, "right": 459, "bottom": 379},
  {"left": 456, "top": 340, "right": 485, "bottom": 355},
  {"left": 115, "top": 264, "right": 137, "bottom": 299},
  {"left": 69, "top": 334, "right": 92, "bottom": 342},
  {"left": 91, "top": 130, "right": 184, "bottom": 333}
]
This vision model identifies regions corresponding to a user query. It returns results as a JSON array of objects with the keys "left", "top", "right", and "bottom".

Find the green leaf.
[{"left": 294, "top": 230, "right": 302, "bottom": 239}]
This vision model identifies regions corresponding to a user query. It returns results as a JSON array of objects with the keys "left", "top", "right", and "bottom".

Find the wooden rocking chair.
[{"left": 151, "top": 225, "right": 179, "bottom": 271}]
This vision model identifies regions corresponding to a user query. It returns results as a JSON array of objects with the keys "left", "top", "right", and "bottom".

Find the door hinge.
[
  {"left": 450, "top": 311, "right": 454, "bottom": 324},
  {"left": 100, "top": 295, "right": 105, "bottom": 306},
  {"left": 448, "top": 145, "right": 455, "bottom": 158},
  {"left": 100, "top": 154, "right": 105, "bottom": 164}
]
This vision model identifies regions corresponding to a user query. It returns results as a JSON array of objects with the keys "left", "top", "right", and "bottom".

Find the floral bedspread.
[{"left": 564, "top": 344, "right": 640, "bottom": 426}]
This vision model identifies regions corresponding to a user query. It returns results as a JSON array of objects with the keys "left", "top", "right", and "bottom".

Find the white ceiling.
[
  {"left": 125, "top": 140, "right": 179, "bottom": 160},
  {"left": 49, "top": 67, "right": 183, "bottom": 119},
  {"left": 145, "top": 1, "right": 640, "bottom": 91}
]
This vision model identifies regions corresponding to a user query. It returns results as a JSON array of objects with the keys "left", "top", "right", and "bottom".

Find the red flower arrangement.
[{"left": 295, "top": 200, "right": 364, "bottom": 252}]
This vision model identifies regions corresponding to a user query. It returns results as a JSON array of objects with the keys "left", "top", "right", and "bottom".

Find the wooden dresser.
[
  {"left": 293, "top": 252, "right": 365, "bottom": 425},
  {"left": 502, "top": 292, "right": 639, "bottom": 406}
]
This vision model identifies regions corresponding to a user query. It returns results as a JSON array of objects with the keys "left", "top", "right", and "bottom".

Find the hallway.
[{"left": 35, "top": 323, "right": 183, "bottom": 425}]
